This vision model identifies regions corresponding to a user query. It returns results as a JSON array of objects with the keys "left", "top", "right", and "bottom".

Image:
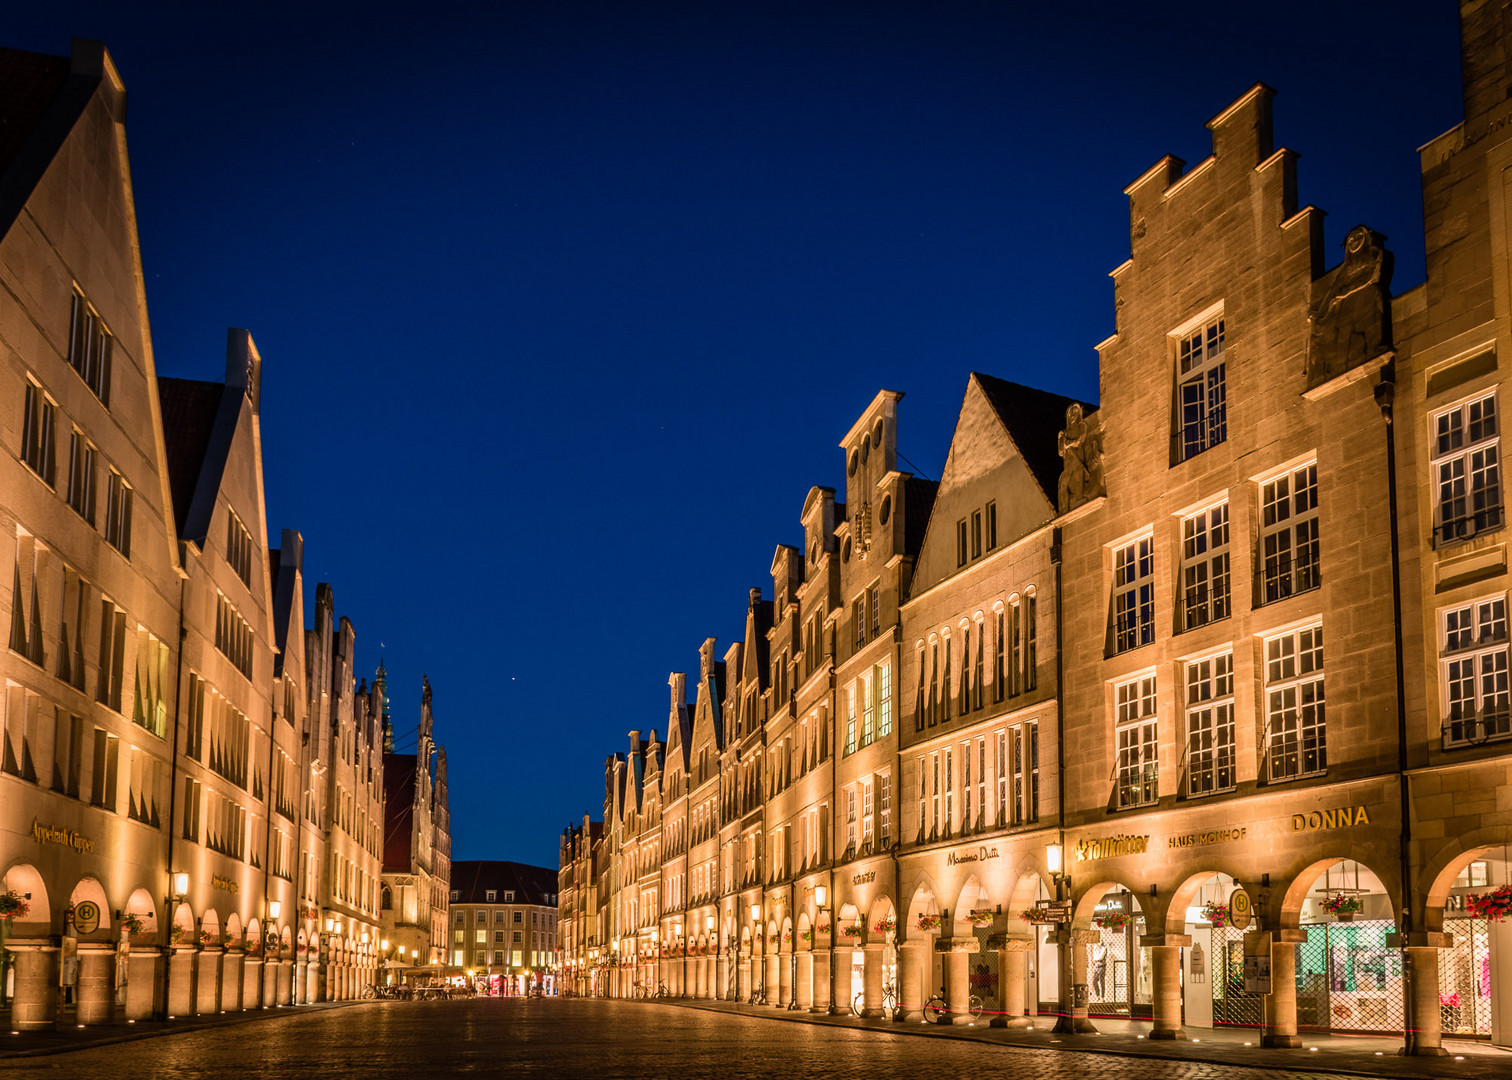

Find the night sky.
[{"left": 6, "top": 1, "right": 1465, "bottom": 869}]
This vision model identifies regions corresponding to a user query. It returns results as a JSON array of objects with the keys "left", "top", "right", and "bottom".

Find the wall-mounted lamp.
[
  {"left": 325, "top": 917, "right": 336, "bottom": 933},
  {"left": 361, "top": 930, "right": 370, "bottom": 943},
  {"left": 172, "top": 872, "right": 190, "bottom": 898},
  {"left": 1046, "top": 844, "right": 1064, "bottom": 877},
  {"left": 268, "top": 900, "right": 282, "bottom": 921},
  {"left": 815, "top": 885, "right": 828, "bottom": 909},
  {"left": 750, "top": 903, "right": 761, "bottom": 922},
  {"left": 381, "top": 939, "right": 389, "bottom": 951}
]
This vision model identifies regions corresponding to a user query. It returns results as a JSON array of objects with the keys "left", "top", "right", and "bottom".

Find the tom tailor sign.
[{"left": 1075, "top": 835, "right": 1149, "bottom": 862}]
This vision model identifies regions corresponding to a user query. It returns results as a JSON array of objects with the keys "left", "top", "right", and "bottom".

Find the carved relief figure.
[
  {"left": 1306, "top": 225, "right": 1393, "bottom": 389},
  {"left": 1058, "top": 403, "right": 1105, "bottom": 513}
]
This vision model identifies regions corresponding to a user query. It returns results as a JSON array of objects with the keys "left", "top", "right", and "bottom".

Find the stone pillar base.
[
  {"left": 990, "top": 1015, "right": 1033, "bottom": 1029},
  {"left": 1262, "top": 1033, "right": 1301, "bottom": 1048},
  {"left": 1403, "top": 1046, "right": 1450, "bottom": 1057},
  {"left": 1148, "top": 1029, "right": 1187, "bottom": 1040}
]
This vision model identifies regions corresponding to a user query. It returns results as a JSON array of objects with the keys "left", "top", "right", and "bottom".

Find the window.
[
  {"left": 972, "top": 620, "right": 985, "bottom": 709},
  {"left": 994, "top": 607, "right": 1005, "bottom": 702},
  {"left": 1025, "top": 593, "right": 1038, "bottom": 691},
  {"left": 971, "top": 510, "right": 983, "bottom": 560},
  {"left": 927, "top": 640, "right": 939, "bottom": 726},
  {"left": 961, "top": 740, "right": 972, "bottom": 830},
  {"left": 1441, "top": 596, "right": 1511, "bottom": 745},
  {"left": 89, "top": 728, "right": 118, "bottom": 811},
  {"left": 878, "top": 772, "right": 892, "bottom": 845},
  {"left": 132, "top": 631, "right": 168, "bottom": 739},
  {"left": 66, "top": 432, "right": 97, "bottom": 525},
  {"left": 227, "top": 511, "right": 254, "bottom": 587},
  {"left": 861, "top": 779, "right": 874, "bottom": 845},
  {"left": 1435, "top": 393, "right": 1502, "bottom": 544},
  {"left": 845, "top": 683, "right": 857, "bottom": 756},
  {"left": 20, "top": 381, "right": 57, "bottom": 487},
  {"left": 52, "top": 709, "right": 82, "bottom": 796},
  {"left": 868, "top": 585, "right": 880, "bottom": 640},
  {"left": 1260, "top": 463, "right": 1319, "bottom": 602},
  {"left": 975, "top": 737, "right": 987, "bottom": 825},
  {"left": 995, "top": 730, "right": 1007, "bottom": 825},
  {"left": 1113, "top": 536, "right": 1155, "bottom": 652},
  {"left": 986, "top": 502, "right": 998, "bottom": 551},
  {"left": 943, "top": 746, "right": 953, "bottom": 831},
  {"left": 1175, "top": 313, "right": 1226, "bottom": 461},
  {"left": 486, "top": 889, "right": 496, "bottom": 903},
  {"left": 958, "top": 623, "right": 971, "bottom": 714},
  {"left": 1180, "top": 503, "right": 1230, "bottom": 630},
  {"left": 1114, "top": 675, "right": 1158, "bottom": 808},
  {"left": 930, "top": 752, "right": 940, "bottom": 836},
  {"left": 1185, "top": 653, "right": 1235, "bottom": 796},
  {"left": 104, "top": 472, "right": 131, "bottom": 557},
  {"left": 956, "top": 520, "right": 968, "bottom": 567},
  {"left": 68, "top": 291, "right": 113, "bottom": 404},
  {"left": 216, "top": 594, "right": 254, "bottom": 678},
  {"left": 877, "top": 663, "right": 892, "bottom": 737},
  {"left": 182, "top": 777, "right": 202, "bottom": 841},
  {"left": 860, "top": 671, "right": 874, "bottom": 747},
  {"left": 940, "top": 632, "right": 952, "bottom": 721},
  {"left": 96, "top": 601, "right": 126, "bottom": 712},
  {"left": 916, "top": 756, "right": 926, "bottom": 840},
  {"left": 1265, "top": 625, "right": 1326, "bottom": 780},
  {"left": 853, "top": 595, "right": 866, "bottom": 649}
]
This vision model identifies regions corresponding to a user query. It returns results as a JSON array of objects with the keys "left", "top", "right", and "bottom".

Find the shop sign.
[
  {"left": 30, "top": 819, "right": 94, "bottom": 854},
  {"left": 1167, "top": 826, "right": 1246, "bottom": 849},
  {"left": 947, "top": 845, "right": 1001, "bottom": 866},
  {"left": 1290, "top": 805, "right": 1370, "bottom": 832},
  {"left": 852, "top": 871, "right": 875, "bottom": 885},
  {"left": 211, "top": 875, "right": 240, "bottom": 893},
  {"left": 1074, "top": 835, "right": 1149, "bottom": 862},
  {"left": 1228, "top": 888, "right": 1253, "bottom": 930}
]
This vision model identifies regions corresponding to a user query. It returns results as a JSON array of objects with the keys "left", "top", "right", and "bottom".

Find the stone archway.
[
  {"left": 2, "top": 863, "right": 54, "bottom": 1028},
  {"left": 1421, "top": 839, "right": 1512, "bottom": 1048}
]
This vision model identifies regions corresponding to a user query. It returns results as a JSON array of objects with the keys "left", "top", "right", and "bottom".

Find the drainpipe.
[
  {"left": 1050, "top": 526, "right": 1075, "bottom": 1033},
  {"left": 1376, "top": 369, "right": 1418, "bottom": 1055}
]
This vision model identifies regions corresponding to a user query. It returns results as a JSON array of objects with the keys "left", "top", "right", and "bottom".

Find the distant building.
[
  {"left": 448, "top": 860, "right": 559, "bottom": 994},
  {"left": 558, "top": 815, "right": 603, "bottom": 995},
  {"left": 379, "top": 677, "right": 451, "bottom": 979}
]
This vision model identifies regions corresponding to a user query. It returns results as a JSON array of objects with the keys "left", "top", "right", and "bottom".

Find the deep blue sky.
[{"left": 8, "top": 1, "right": 1465, "bottom": 869}]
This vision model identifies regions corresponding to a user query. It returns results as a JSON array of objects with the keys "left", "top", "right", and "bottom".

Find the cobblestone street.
[{"left": 0, "top": 998, "right": 1494, "bottom": 1080}]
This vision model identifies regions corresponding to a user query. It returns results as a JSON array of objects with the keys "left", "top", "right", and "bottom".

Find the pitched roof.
[
  {"left": 156, "top": 377, "right": 244, "bottom": 544},
  {"left": 903, "top": 476, "right": 938, "bottom": 557},
  {"left": 0, "top": 44, "right": 98, "bottom": 237},
  {"left": 971, "top": 372, "right": 1096, "bottom": 506},
  {"left": 450, "top": 861, "right": 558, "bottom": 905},
  {"left": 382, "top": 752, "right": 419, "bottom": 872}
]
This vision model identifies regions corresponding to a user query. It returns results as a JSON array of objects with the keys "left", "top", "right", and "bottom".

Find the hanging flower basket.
[
  {"left": 816, "top": 922, "right": 831, "bottom": 937},
  {"left": 783, "top": 930, "right": 793, "bottom": 944},
  {"left": 1319, "top": 894, "right": 1363, "bottom": 919},
  {"left": 0, "top": 891, "right": 30, "bottom": 919},
  {"left": 120, "top": 912, "right": 146, "bottom": 937},
  {"left": 1200, "top": 902, "right": 1231, "bottom": 928},
  {"left": 1466, "top": 884, "right": 1512, "bottom": 922},
  {"left": 916, "top": 913, "right": 941, "bottom": 932},
  {"left": 1093, "top": 911, "right": 1129, "bottom": 931},
  {"left": 839, "top": 923, "right": 862, "bottom": 939},
  {"left": 197, "top": 929, "right": 214, "bottom": 948},
  {"left": 873, "top": 915, "right": 896, "bottom": 935},
  {"left": 766, "top": 934, "right": 778, "bottom": 946},
  {"left": 799, "top": 929, "right": 813, "bottom": 944},
  {"left": 1016, "top": 909, "right": 1039, "bottom": 923},
  {"left": 966, "top": 910, "right": 994, "bottom": 928},
  {"left": 170, "top": 924, "right": 189, "bottom": 945}
]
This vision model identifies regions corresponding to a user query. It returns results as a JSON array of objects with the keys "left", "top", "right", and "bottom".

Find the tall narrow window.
[
  {"left": 846, "top": 683, "right": 857, "bottom": 756},
  {"left": 878, "top": 773, "right": 892, "bottom": 845},
  {"left": 956, "top": 520, "right": 968, "bottom": 567},
  {"left": 1435, "top": 393, "right": 1502, "bottom": 544},
  {"left": 1175, "top": 313, "right": 1226, "bottom": 461},
  {"left": 104, "top": 472, "right": 132, "bottom": 557},
  {"left": 916, "top": 756, "right": 926, "bottom": 841},
  {"left": 877, "top": 663, "right": 892, "bottom": 737},
  {"left": 971, "top": 510, "right": 983, "bottom": 559},
  {"left": 1009, "top": 601, "right": 1022, "bottom": 696},
  {"left": 1114, "top": 675, "right": 1158, "bottom": 808},
  {"left": 962, "top": 741, "right": 973, "bottom": 831},
  {"left": 994, "top": 607, "right": 1006, "bottom": 703},
  {"left": 959, "top": 624, "right": 971, "bottom": 714},
  {"left": 1113, "top": 536, "right": 1156, "bottom": 651},
  {"left": 942, "top": 746, "right": 953, "bottom": 833},
  {"left": 940, "top": 633, "right": 952, "bottom": 721},
  {"left": 928, "top": 640, "right": 939, "bottom": 726},
  {"left": 68, "top": 291, "right": 113, "bottom": 404},
  {"left": 20, "top": 382, "right": 56, "bottom": 487},
  {"left": 1442, "top": 596, "right": 1511, "bottom": 745},
  {"left": 1025, "top": 593, "right": 1038, "bottom": 691},
  {"left": 985, "top": 502, "right": 998, "bottom": 551},
  {"left": 930, "top": 752, "right": 940, "bottom": 836},
  {"left": 90, "top": 728, "right": 118, "bottom": 810},
  {"left": 66, "top": 432, "right": 97, "bottom": 525},
  {"left": 1181, "top": 502, "right": 1230, "bottom": 630},
  {"left": 860, "top": 671, "right": 874, "bottom": 747},
  {"left": 1265, "top": 625, "right": 1326, "bottom": 780},
  {"left": 861, "top": 779, "right": 874, "bottom": 845},
  {"left": 227, "top": 511, "right": 254, "bottom": 587},
  {"left": 972, "top": 621, "right": 985, "bottom": 709},
  {"left": 853, "top": 596, "right": 866, "bottom": 650},
  {"left": 1260, "top": 463, "right": 1320, "bottom": 602},
  {"left": 995, "top": 730, "right": 1007, "bottom": 826},
  {"left": 1185, "top": 653, "right": 1235, "bottom": 795},
  {"left": 975, "top": 737, "right": 986, "bottom": 826},
  {"left": 868, "top": 585, "right": 880, "bottom": 640},
  {"left": 1010, "top": 726, "right": 1024, "bottom": 824},
  {"left": 914, "top": 646, "right": 926, "bottom": 731},
  {"left": 1027, "top": 720, "right": 1039, "bottom": 821}
]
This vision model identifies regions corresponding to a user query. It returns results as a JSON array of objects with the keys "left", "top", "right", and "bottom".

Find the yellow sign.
[
  {"left": 1075, "top": 834, "right": 1149, "bottom": 862},
  {"left": 1168, "top": 827, "right": 1246, "bottom": 849},
  {"left": 1229, "top": 888, "right": 1253, "bottom": 930},
  {"left": 1290, "top": 806, "right": 1370, "bottom": 832},
  {"left": 210, "top": 875, "right": 240, "bottom": 893},
  {"left": 31, "top": 819, "right": 93, "bottom": 854}
]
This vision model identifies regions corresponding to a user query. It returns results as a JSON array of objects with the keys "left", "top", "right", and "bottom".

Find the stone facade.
[
  {"left": 560, "top": 2, "right": 1512, "bottom": 1055},
  {"left": 0, "top": 40, "right": 398, "bottom": 1028},
  {"left": 448, "top": 860, "right": 557, "bottom": 994}
]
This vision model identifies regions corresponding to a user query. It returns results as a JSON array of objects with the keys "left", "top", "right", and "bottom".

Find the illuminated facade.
[
  {"left": 561, "top": 2, "right": 1512, "bottom": 1055},
  {"left": 448, "top": 861, "right": 558, "bottom": 994}
]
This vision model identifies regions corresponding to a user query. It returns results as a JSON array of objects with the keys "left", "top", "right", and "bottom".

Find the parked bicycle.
[
  {"left": 748, "top": 981, "right": 766, "bottom": 1005},
  {"left": 631, "top": 981, "right": 648, "bottom": 1000},
  {"left": 922, "top": 986, "right": 983, "bottom": 1023},
  {"left": 852, "top": 980, "right": 898, "bottom": 1019},
  {"left": 653, "top": 982, "right": 670, "bottom": 999}
]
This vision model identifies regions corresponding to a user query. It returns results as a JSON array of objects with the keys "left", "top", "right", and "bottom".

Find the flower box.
[
  {"left": 1200, "top": 902, "right": 1231, "bottom": 928},
  {"left": 916, "top": 914, "right": 941, "bottom": 931},
  {"left": 839, "top": 924, "right": 862, "bottom": 939},
  {"left": 1319, "top": 894, "right": 1363, "bottom": 919},
  {"left": 966, "top": 911, "right": 994, "bottom": 928},
  {"left": 1093, "top": 911, "right": 1129, "bottom": 931},
  {"left": 0, "top": 891, "right": 30, "bottom": 920},
  {"left": 873, "top": 916, "right": 896, "bottom": 935}
]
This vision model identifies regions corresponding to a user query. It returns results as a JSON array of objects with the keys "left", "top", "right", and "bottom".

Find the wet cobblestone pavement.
[{"left": 0, "top": 997, "right": 1478, "bottom": 1080}]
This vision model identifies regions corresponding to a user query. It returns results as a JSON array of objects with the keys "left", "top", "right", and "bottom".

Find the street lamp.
[
  {"left": 1047, "top": 841, "right": 1077, "bottom": 1034},
  {"left": 815, "top": 885, "right": 836, "bottom": 1015},
  {"left": 268, "top": 900, "right": 282, "bottom": 921},
  {"left": 171, "top": 873, "right": 189, "bottom": 899}
]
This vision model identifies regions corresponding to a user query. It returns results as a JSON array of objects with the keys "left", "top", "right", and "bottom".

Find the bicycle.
[
  {"left": 922, "top": 988, "right": 984, "bottom": 1023},
  {"left": 361, "top": 984, "right": 378, "bottom": 1000},
  {"left": 631, "top": 981, "right": 648, "bottom": 1000},
  {"left": 653, "top": 982, "right": 670, "bottom": 999},
  {"left": 852, "top": 980, "right": 898, "bottom": 1019},
  {"left": 748, "top": 981, "right": 766, "bottom": 1005}
]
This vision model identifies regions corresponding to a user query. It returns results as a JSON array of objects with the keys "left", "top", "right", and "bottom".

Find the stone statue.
[
  {"left": 1306, "top": 225, "right": 1393, "bottom": 390},
  {"left": 422, "top": 675, "right": 432, "bottom": 707},
  {"left": 1058, "top": 403, "right": 1104, "bottom": 513}
]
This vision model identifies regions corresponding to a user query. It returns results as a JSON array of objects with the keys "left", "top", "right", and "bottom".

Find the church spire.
[{"left": 377, "top": 659, "right": 394, "bottom": 752}]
